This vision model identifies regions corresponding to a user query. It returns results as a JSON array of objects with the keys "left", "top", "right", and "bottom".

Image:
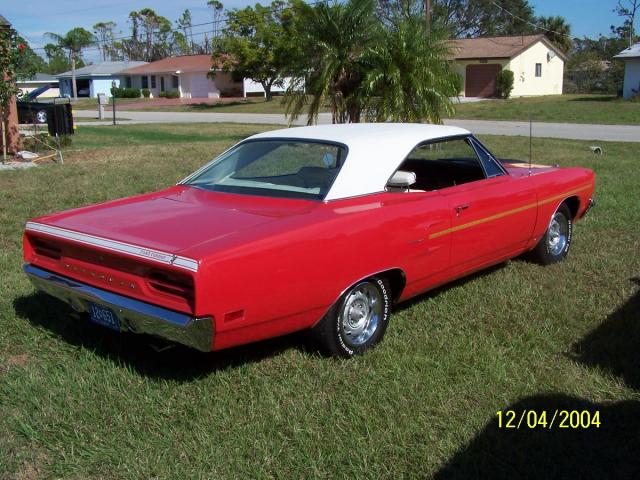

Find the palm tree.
[
  {"left": 46, "top": 28, "right": 95, "bottom": 99},
  {"left": 285, "top": 0, "right": 380, "bottom": 124},
  {"left": 537, "top": 16, "right": 572, "bottom": 53},
  {"left": 362, "top": 17, "right": 459, "bottom": 123}
]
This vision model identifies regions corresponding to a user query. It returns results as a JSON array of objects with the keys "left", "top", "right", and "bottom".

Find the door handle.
[{"left": 455, "top": 204, "right": 470, "bottom": 217}]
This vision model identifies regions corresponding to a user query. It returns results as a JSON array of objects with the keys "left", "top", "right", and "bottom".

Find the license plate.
[{"left": 88, "top": 303, "right": 120, "bottom": 332}]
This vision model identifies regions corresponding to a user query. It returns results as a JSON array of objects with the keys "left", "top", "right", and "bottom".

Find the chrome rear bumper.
[{"left": 24, "top": 264, "right": 213, "bottom": 352}]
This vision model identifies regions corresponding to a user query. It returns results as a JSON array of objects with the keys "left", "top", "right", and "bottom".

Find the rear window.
[{"left": 185, "top": 139, "right": 347, "bottom": 200}]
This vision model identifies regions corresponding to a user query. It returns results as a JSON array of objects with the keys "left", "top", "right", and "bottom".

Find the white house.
[
  {"left": 614, "top": 43, "right": 640, "bottom": 100},
  {"left": 121, "top": 54, "right": 291, "bottom": 99},
  {"left": 56, "top": 61, "right": 147, "bottom": 98},
  {"left": 16, "top": 73, "right": 60, "bottom": 98},
  {"left": 450, "top": 34, "right": 567, "bottom": 97}
]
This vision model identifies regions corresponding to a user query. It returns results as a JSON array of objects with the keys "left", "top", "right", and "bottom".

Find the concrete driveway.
[{"left": 74, "top": 109, "right": 640, "bottom": 142}]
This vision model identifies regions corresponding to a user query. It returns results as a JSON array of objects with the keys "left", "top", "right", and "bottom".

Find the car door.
[
  {"left": 397, "top": 136, "right": 536, "bottom": 273},
  {"left": 437, "top": 138, "right": 537, "bottom": 270}
]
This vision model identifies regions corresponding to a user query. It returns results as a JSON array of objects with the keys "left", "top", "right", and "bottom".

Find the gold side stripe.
[{"left": 428, "top": 183, "right": 594, "bottom": 240}]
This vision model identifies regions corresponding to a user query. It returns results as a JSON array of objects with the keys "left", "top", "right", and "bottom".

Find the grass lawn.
[
  {"left": 72, "top": 94, "right": 640, "bottom": 126},
  {"left": 452, "top": 94, "right": 640, "bottom": 125},
  {"left": 1, "top": 124, "right": 639, "bottom": 478}
]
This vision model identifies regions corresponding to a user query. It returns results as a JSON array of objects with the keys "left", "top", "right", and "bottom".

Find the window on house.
[
  {"left": 125, "top": 76, "right": 132, "bottom": 88},
  {"left": 160, "top": 76, "right": 165, "bottom": 91},
  {"left": 141, "top": 76, "right": 149, "bottom": 89},
  {"left": 535, "top": 63, "right": 542, "bottom": 77},
  {"left": 172, "top": 75, "right": 179, "bottom": 89},
  {"left": 151, "top": 75, "right": 157, "bottom": 88}
]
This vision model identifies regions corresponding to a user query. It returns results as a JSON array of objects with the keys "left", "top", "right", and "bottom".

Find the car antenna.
[{"left": 528, "top": 113, "right": 533, "bottom": 176}]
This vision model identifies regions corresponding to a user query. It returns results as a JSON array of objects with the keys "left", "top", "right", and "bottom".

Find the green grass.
[
  {"left": 73, "top": 94, "right": 640, "bottom": 126},
  {"left": 1, "top": 124, "right": 639, "bottom": 478},
  {"left": 452, "top": 94, "right": 640, "bottom": 125}
]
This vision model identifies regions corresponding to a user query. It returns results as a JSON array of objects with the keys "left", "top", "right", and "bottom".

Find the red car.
[{"left": 23, "top": 124, "right": 595, "bottom": 357}]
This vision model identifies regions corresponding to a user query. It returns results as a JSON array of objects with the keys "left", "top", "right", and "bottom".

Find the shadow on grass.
[
  {"left": 435, "top": 276, "right": 640, "bottom": 479},
  {"left": 434, "top": 394, "right": 640, "bottom": 479},
  {"left": 13, "top": 292, "right": 314, "bottom": 382},
  {"left": 571, "top": 277, "right": 640, "bottom": 390},
  {"left": 567, "top": 95, "right": 618, "bottom": 102},
  {"left": 394, "top": 262, "right": 507, "bottom": 313}
]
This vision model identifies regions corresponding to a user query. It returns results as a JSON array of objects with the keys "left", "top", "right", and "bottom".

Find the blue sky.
[{"left": 3, "top": 0, "right": 624, "bottom": 62}]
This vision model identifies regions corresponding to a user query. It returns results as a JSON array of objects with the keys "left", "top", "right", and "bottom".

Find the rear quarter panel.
[
  {"left": 529, "top": 167, "right": 595, "bottom": 247},
  {"left": 187, "top": 192, "right": 450, "bottom": 350}
]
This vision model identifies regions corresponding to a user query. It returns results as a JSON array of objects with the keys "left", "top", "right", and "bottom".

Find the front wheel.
[
  {"left": 529, "top": 203, "right": 573, "bottom": 265},
  {"left": 312, "top": 277, "right": 390, "bottom": 358}
]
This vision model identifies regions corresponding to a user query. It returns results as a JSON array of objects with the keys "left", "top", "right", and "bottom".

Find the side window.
[
  {"left": 471, "top": 139, "right": 505, "bottom": 178},
  {"left": 535, "top": 63, "right": 542, "bottom": 77},
  {"left": 396, "top": 138, "right": 486, "bottom": 191}
]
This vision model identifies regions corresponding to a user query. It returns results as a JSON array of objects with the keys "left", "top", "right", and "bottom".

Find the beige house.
[
  {"left": 120, "top": 54, "right": 292, "bottom": 99},
  {"left": 120, "top": 55, "right": 241, "bottom": 98},
  {"left": 450, "top": 34, "right": 567, "bottom": 98}
]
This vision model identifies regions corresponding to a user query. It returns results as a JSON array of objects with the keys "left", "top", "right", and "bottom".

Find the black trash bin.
[{"left": 47, "top": 101, "right": 74, "bottom": 136}]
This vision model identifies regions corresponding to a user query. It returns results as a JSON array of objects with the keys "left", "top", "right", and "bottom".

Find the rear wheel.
[
  {"left": 312, "top": 277, "right": 390, "bottom": 358},
  {"left": 529, "top": 203, "right": 573, "bottom": 265}
]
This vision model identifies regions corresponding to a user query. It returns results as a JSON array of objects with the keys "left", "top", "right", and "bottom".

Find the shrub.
[
  {"left": 158, "top": 90, "right": 180, "bottom": 99},
  {"left": 110, "top": 87, "right": 141, "bottom": 98},
  {"left": 496, "top": 69, "right": 514, "bottom": 99},
  {"left": 141, "top": 88, "right": 150, "bottom": 98}
]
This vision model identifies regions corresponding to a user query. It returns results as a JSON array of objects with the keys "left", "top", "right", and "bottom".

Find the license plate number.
[{"left": 88, "top": 303, "right": 120, "bottom": 332}]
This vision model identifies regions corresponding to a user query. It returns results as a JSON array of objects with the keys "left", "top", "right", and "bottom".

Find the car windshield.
[{"left": 184, "top": 139, "right": 347, "bottom": 200}]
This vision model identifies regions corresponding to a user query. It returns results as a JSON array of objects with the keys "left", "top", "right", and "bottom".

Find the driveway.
[{"left": 73, "top": 110, "right": 640, "bottom": 142}]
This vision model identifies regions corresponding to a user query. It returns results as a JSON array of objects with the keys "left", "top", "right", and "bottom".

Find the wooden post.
[
  {"left": 425, "top": 0, "right": 431, "bottom": 32},
  {"left": 0, "top": 15, "right": 21, "bottom": 160}
]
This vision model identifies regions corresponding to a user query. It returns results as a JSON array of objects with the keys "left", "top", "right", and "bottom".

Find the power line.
[
  {"left": 29, "top": 0, "right": 329, "bottom": 53},
  {"left": 490, "top": 1, "right": 572, "bottom": 38}
]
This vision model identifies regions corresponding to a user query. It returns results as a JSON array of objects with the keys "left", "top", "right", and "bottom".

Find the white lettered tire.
[{"left": 312, "top": 277, "right": 390, "bottom": 358}]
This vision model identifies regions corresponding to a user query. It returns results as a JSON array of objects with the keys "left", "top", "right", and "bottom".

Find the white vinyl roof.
[{"left": 248, "top": 123, "right": 470, "bottom": 201}]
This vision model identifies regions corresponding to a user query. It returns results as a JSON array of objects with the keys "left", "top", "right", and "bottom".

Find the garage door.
[
  {"left": 190, "top": 76, "right": 210, "bottom": 98},
  {"left": 465, "top": 64, "right": 501, "bottom": 98}
]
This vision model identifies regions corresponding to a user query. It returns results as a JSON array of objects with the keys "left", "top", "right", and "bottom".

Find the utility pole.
[{"left": 425, "top": 0, "right": 431, "bottom": 32}]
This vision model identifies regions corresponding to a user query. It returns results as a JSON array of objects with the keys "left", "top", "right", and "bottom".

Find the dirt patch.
[
  {"left": 1, "top": 354, "right": 30, "bottom": 373},
  {"left": 14, "top": 460, "right": 40, "bottom": 480}
]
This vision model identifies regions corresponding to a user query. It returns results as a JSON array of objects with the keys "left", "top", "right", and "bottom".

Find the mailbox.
[{"left": 97, "top": 93, "right": 109, "bottom": 105}]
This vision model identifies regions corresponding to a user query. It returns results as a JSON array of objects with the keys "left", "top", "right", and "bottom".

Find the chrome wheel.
[
  {"left": 36, "top": 110, "right": 47, "bottom": 123},
  {"left": 339, "top": 282, "right": 382, "bottom": 347},
  {"left": 548, "top": 211, "right": 568, "bottom": 256}
]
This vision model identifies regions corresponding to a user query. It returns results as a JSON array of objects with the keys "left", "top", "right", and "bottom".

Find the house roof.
[
  {"left": 614, "top": 43, "right": 640, "bottom": 59},
  {"left": 56, "top": 61, "right": 147, "bottom": 78},
  {"left": 17, "top": 73, "right": 59, "bottom": 84},
  {"left": 449, "top": 34, "right": 567, "bottom": 61},
  {"left": 121, "top": 55, "right": 215, "bottom": 75}
]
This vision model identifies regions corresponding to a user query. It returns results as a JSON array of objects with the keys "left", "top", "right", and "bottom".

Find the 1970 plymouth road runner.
[{"left": 23, "top": 124, "right": 595, "bottom": 357}]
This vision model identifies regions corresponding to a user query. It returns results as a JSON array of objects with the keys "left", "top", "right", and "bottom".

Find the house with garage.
[
  {"left": 450, "top": 34, "right": 567, "bottom": 98},
  {"left": 56, "top": 61, "right": 147, "bottom": 98},
  {"left": 614, "top": 43, "right": 640, "bottom": 100},
  {"left": 120, "top": 54, "right": 292, "bottom": 99}
]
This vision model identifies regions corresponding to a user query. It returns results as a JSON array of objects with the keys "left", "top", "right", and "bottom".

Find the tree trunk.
[
  {"left": 71, "top": 54, "right": 78, "bottom": 99},
  {"left": 262, "top": 82, "right": 273, "bottom": 102},
  {"left": 0, "top": 93, "right": 22, "bottom": 161}
]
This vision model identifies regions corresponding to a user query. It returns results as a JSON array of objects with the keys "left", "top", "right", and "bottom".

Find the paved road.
[{"left": 74, "top": 110, "right": 640, "bottom": 142}]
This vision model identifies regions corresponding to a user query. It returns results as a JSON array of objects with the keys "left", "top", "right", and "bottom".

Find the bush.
[
  {"left": 496, "top": 69, "right": 514, "bottom": 99},
  {"left": 110, "top": 87, "right": 141, "bottom": 98},
  {"left": 158, "top": 91, "right": 180, "bottom": 99},
  {"left": 141, "top": 88, "right": 150, "bottom": 98}
]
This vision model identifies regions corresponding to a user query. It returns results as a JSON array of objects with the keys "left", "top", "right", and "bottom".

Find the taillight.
[
  {"left": 147, "top": 270, "right": 195, "bottom": 303},
  {"left": 31, "top": 237, "right": 62, "bottom": 259}
]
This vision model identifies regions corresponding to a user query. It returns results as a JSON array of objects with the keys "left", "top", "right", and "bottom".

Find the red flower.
[{"left": 18, "top": 43, "right": 25, "bottom": 50}]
